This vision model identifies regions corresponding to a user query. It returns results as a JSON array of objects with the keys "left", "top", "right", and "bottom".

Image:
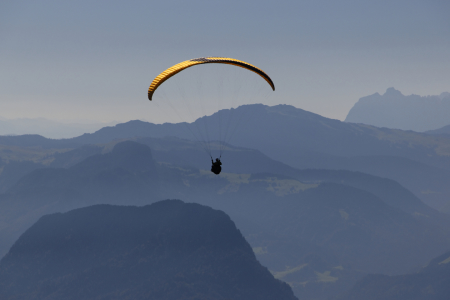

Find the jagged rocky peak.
[
  {"left": 383, "top": 87, "right": 404, "bottom": 98},
  {"left": 345, "top": 88, "right": 450, "bottom": 132}
]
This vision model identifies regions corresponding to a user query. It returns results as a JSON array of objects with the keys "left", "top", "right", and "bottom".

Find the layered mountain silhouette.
[
  {"left": 3, "top": 104, "right": 450, "bottom": 210},
  {"left": 338, "top": 250, "right": 450, "bottom": 300},
  {"left": 1, "top": 140, "right": 450, "bottom": 300},
  {"left": 0, "top": 141, "right": 160, "bottom": 257},
  {"left": 345, "top": 88, "right": 450, "bottom": 132},
  {"left": 8, "top": 141, "right": 159, "bottom": 207},
  {"left": 2, "top": 104, "right": 450, "bottom": 299},
  {"left": 3, "top": 104, "right": 450, "bottom": 170},
  {"left": 3, "top": 104, "right": 450, "bottom": 173},
  {"left": 0, "top": 200, "right": 297, "bottom": 300}
]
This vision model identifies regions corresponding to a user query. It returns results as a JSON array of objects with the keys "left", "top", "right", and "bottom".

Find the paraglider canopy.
[{"left": 148, "top": 57, "right": 275, "bottom": 101}]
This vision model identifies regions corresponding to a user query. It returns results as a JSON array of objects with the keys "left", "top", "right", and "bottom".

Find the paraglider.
[
  {"left": 211, "top": 158, "right": 222, "bottom": 175},
  {"left": 147, "top": 57, "right": 275, "bottom": 175}
]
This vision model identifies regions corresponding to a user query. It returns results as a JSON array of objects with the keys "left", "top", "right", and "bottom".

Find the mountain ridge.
[
  {"left": 0, "top": 200, "right": 297, "bottom": 300},
  {"left": 345, "top": 88, "right": 450, "bottom": 132},
  {"left": 426, "top": 124, "right": 450, "bottom": 137},
  {"left": 337, "top": 249, "right": 450, "bottom": 300}
]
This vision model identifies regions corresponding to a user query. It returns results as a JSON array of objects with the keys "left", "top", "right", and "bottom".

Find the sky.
[{"left": 1, "top": 0, "right": 449, "bottom": 124}]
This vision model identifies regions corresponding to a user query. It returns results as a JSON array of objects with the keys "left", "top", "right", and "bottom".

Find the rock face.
[
  {"left": 345, "top": 88, "right": 450, "bottom": 132},
  {"left": 0, "top": 200, "right": 297, "bottom": 300}
]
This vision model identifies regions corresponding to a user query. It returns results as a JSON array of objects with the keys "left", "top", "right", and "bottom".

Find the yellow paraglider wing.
[{"left": 148, "top": 57, "right": 275, "bottom": 100}]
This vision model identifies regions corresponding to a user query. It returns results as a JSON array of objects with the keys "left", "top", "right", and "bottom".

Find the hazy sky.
[{"left": 1, "top": 0, "right": 449, "bottom": 123}]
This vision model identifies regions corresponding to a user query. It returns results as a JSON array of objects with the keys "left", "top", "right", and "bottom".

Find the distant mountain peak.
[
  {"left": 346, "top": 88, "right": 450, "bottom": 131},
  {"left": 440, "top": 92, "right": 450, "bottom": 100},
  {"left": 383, "top": 87, "right": 403, "bottom": 98}
]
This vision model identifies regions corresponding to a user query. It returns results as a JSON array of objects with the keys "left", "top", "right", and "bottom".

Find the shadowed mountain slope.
[
  {"left": 0, "top": 200, "right": 297, "bottom": 300},
  {"left": 426, "top": 124, "right": 450, "bottom": 137},
  {"left": 338, "top": 250, "right": 450, "bottom": 300},
  {"left": 0, "top": 160, "right": 44, "bottom": 193},
  {"left": 227, "top": 182, "right": 450, "bottom": 275},
  {"left": 294, "top": 168, "right": 445, "bottom": 218},
  {"left": 306, "top": 155, "right": 450, "bottom": 210},
  {"left": 8, "top": 141, "right": 159, "bottom": 207}
]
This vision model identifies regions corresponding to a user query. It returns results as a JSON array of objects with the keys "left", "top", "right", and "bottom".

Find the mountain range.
[
  {"left": 345, "top": 88, "right": 450, "bottom": 132},
  {"left": 0, "top": 117, "right": 118, "bottom": 139},
  {"left": 3, "top": 103, "right": 449, "bottom": 210},
  {"left": 1, "top": 139, "right": 450, "bottom": 299},
  {"left": 2, "top": 103, "right": 450, "bottom": 299}
]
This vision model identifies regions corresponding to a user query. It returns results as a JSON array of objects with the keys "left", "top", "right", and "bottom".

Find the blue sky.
[{"left": 1, "top": 0, "right": 449, "bottom": 123}]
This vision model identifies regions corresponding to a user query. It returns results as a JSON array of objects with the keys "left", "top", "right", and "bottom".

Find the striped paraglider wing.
[{"left": 148, "top": 57, "right": 275, "bottom": 100}]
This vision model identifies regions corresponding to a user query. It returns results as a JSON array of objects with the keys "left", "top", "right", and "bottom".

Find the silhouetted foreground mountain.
[
  {"left": 338, "top": 250, "right": 450, "bottom": 300},
  {"left": 345, "top": 87, "right": 450, "bottom": 132},
  {"left": 0, "top": 200, "right": 297, "bottom": 300}
]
